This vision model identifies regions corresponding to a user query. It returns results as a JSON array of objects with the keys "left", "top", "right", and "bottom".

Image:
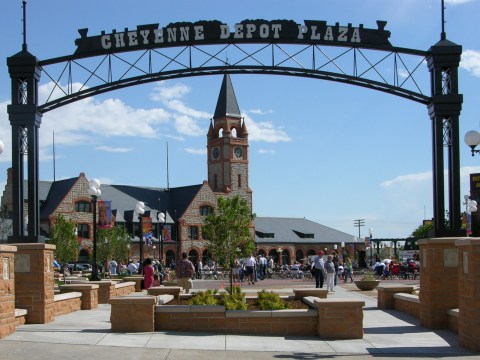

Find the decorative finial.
[
  {"left": 441, "top": 0, "right": 446, "bottom": 40},
  {"left": 22, "top": 1, "right": 27, "bottom": 51}
]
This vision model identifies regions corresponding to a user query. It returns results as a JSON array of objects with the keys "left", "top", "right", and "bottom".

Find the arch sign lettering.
[
  {"left": 7, "top": 16, "right": 463, "bottom": 243},
  {"left": 74, "top": 19, "right": 392, "bottom": 56}
]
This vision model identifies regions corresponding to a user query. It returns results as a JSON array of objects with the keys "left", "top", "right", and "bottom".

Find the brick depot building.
[{"left": 1, "top": 74, "right": 361, "bottom": 265}]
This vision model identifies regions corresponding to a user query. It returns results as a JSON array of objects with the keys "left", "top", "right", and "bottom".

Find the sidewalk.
[{"left": 0, "top": 283, "right": 478, "bottom": 360}]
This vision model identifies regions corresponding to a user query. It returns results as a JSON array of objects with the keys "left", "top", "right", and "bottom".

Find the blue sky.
[{"left": 1, "top": 0, "right": 480, "bottom": 240}]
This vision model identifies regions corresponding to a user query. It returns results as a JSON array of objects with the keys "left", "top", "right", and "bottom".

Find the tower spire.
[{"left": 213, "top": 73, "right": 241, "bottom": 119}]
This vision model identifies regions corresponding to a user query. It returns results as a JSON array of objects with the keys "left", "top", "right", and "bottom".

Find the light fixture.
[
  {"left": 87, "top": 178, "right": 101, "bottom": 281},
  {"left": 134, "top": 201, "right": 146, "bottom": 266},
  {"left": 464, "top": 130, "right": 480, "bottom": 156},
  {"left": 158, "top": 211, "right": 165, "bottom": 262}
]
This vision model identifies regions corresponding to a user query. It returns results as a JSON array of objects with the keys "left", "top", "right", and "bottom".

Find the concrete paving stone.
[
  {"left": 225, "top": 334, "right": 335, "bottom": 353},
  {"left": 98, "top": 332, "right": 154, "bottom": 348},
  {"left": 147, "top": 331, "right": 227, "bottom": 351}
]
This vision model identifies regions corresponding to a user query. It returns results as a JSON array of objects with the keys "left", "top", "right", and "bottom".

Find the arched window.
[
  {"left": 237, "top": 174, "right": 241, "bottom": 188},
  {"left": 257, "top": 249, "right": 266, "bottom": 257},
  {"left": 219, "top": 128, "right": 224, "bottom": 138},
  {"left": 231, "top": 128, "right": 237, "bottom": 138},
  {"left": 188, "top": 249, "right": 198, "bottom": 265},
  {"left": 268, "top": 249, "right": 278, "bottom": 263},
  {"left": 295, "top": 249, "right": 304, "bottom": 262},
  {"left": 75, "top": 201, "right": 91, "bottom": 212},
  {"left": 202, "top": 249, "right": 213, "bottom": 265},
  {"left": 165, "top": 250, "right": 175, "bottom": 266}
]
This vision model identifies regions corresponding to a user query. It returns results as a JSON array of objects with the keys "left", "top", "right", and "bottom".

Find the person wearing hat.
[{"left": 311, "top": 250, "right": 325, "bottom": 288}]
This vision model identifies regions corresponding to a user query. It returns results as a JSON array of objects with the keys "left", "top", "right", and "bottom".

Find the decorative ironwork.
[
  {"left": 443, "top": 117, "right": 452, "bottom": 147},
  {"left": 38, "top": 43, "right": 430, "bottom": 113},
  {"left": 441, "top": 67, "right": 451, "bottom": 95},
  {"left": 18, "top": 78, "right": 28, "bottom": 104},
  {"left": 18, "top": 127, "right": 28, "bottom": 155}
]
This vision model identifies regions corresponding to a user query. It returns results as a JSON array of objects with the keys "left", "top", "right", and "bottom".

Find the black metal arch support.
[{"left": 7, "top": 38, "right": 464, "bottom": 243}]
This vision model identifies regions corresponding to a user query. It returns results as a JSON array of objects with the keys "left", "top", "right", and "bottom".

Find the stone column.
[
  {"left": 0, "top": 245, "right": 17, "bottom": 338},
  {"left": 455, "top": 238, "right": 480, "bottom": 352},
  {"left": 13, "top": 244, "right": 56, "bottom": 324},
  {"left": 417, "top": 237, "right": 459, "bottom": 329}
]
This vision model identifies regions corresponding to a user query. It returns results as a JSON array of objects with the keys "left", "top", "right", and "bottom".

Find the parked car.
[{"left": 68, "top": 263, "right": 92, "bottom": 271}]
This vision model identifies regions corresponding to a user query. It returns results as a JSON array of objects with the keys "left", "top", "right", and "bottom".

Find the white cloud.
[
  {"left": 185, "top": 148, "right": 207, "bottom": 155},
  {"left": 173, "top": 115, "right": 204, "bottom": 137},
  {"left": 95, "top": 146, "right": 133, "bottom": 153},
  {"left": 461, "top": 50, "right": 480, "bottom": 77},
  {"left": 380, "top": 171, "right": 432, "bottom": 188},
  {"left": 242, "top": 113, "right": 291, "bottom": 143},
  {"left": 258, "top": 149, "right": 276, "bottom": 155},
  {"left": 248, "top": 108, "right": 273, "bottom": 115},
  {"left": 445, "top": 0, "right": 473, "bottom": 4}
]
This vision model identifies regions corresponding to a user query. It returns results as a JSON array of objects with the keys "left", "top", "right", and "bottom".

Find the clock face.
[
  {"left": 212, "top": 147, "right": 220, "bottom": 160},
  {"left": 234, "top": 146, "right": 243, "bottom": 158}
]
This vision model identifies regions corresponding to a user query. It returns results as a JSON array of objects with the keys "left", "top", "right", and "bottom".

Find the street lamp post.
[
  {"left": 87, "top": 178, "right": 101, "bottom": 281},
  {"left": 134, "top": 201, "right": 146, "bottom": 268},
  {"left": 341, "top": 242, "right": 345, "bottom": 262},
  {"left": 158, "top": 212, "right": 165, "bottom": 262},
  {"left": 369, "top": 228, "right": 374, "bottom": 266},
  {"left": 464, "top": 130, "right": 480, "bottom": 156},
  {"left": 463, "top": 194, "right": 478, "bottom": 236}
]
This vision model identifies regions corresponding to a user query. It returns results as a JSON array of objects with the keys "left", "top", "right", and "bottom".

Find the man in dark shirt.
[{"left": 176, "top": 252, "right": 195, "bottom": 293}]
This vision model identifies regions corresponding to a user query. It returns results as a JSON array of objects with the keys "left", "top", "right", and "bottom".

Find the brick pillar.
[
  {"left": 455, "top": 238, "right": 480, "bottom": 352},
  {"left": 417, "top": 237, "right": 459, "bottom": 329},
  {"left": 13, "top": 244, "right": 56, "bottom": 324},
  {"left": 0, "top": 245, "right": 17, "bottom": 338}
]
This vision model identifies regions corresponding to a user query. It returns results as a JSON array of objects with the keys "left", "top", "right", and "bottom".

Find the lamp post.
[
  {"left": 277, "top": 247, "right": 283, "bottom": 265},
  {"left": 369, "top": 228, "right": 374, "bottom": 266},
  {"left": 87, "top": 178, "right": 101, "bottom": 281},
  {"left": 463, "top": 194, "right": 478, "bottom": 236},
  {"left": 341, "top": 241, "right": 345, "bottom": 262},
  {"left": 134, "top": 201, "right": 146, "bottom": 268},
  {"left": 158, "top": 212, "right": 165, "bottom": 262},
  {"left": 464, "top": 130, "right": 480, "bottom": 156}
]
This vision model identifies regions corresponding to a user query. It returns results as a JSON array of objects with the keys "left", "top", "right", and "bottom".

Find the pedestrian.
[
  {"left": 245, "top": 254, "right": 256, "bottom": 285},
  {"left": 176, "top": 252, "right": 196, "bottom": 294},
  {"left": 344, "top": 257, "right": 354, "bottom": 283},
  {"left": 109, "top": 259, "right": 118, "bottom": 275},
  {"left": 127, "top": 260, "right": 137, "bottom": 275},
  {"left": 332, "top": 251, "right": 339, "bottom": 285},
  {"left": 325, "top": 255, "right": 336, "bottom": 292},
  {"left": 311, "top": 251, "right": 325, "bottom": 288},
  {"left": 142, "top": 258, "right": 154, "bottom": 290},
  {"left": 153, "top": 273, "right": 161, "bottom": 287}
]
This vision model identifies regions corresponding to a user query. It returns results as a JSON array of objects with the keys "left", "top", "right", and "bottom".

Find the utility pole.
[{"left": 354, "top": 219, "right": 365, "bottom": 239}]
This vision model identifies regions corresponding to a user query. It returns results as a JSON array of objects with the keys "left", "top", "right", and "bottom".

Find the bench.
[
  {"left": 147, "top": 286, "right": 182, "bottom": 300},
  {"left": 393, "top": 293, "right": 420, "bottom": 318}
]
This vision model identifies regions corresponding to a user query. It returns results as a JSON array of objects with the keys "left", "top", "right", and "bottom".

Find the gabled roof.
[
  {"left": 213, "top": 73, "right": 241, "bottom": 119},
  {"left": 254, "top": 217, "right": 354, "bottom": 244},
  {"left": 40, "top": 178, "right": 78, "bottom": 220},
  {"left": 37, "top": 175, "right": 202, "bottom": 224}
]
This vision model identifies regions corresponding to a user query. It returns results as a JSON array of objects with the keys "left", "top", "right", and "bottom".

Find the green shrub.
[
  {"left": 189, "top": 289, "right": 218, "bottom": 305},
  {"left": 256, "top": 289, "right": 290, "bottom": 310},
  {"left": 221, "top": 286, "right": 247, "bottom": 310}
]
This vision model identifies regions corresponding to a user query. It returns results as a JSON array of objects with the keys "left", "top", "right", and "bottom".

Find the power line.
[{"left": 353, "top": 219, "right": 365, "bottom": 239}]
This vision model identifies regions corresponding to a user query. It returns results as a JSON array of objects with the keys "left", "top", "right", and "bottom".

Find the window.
[
  {"left": 75, "top": 201, "right": 91, "bottom": 212},
  {"left": 188, "top": 226, "right": 198, "bottom": 240},
  {"left": 237, "top": 174, "right": 241, "bottom": 188},
  {"left": 256, "top": 231, "right": 274, "bottom": 238},
  {"left": 77, "top": 223, "right": 90, "bottom": 238},
  {"left": 200, "top": 206, "right": 213, "bottom": 216}
]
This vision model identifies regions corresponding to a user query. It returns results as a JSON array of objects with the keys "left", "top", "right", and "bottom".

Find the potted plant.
[{"left": 354, "top": 271, "right": 381, "bottom": 291}]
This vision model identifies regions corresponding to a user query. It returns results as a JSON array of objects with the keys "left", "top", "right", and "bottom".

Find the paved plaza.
[{"left": 0, "top": 281, "right": 478, "bottom": 360}]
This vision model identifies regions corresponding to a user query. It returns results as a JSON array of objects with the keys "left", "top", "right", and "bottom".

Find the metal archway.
[{"left": 7, "top": 18, "right": 463, "bottom": 243}]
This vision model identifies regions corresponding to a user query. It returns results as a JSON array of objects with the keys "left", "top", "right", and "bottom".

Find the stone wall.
[
  {"left": 0, "top": 245, "right": 17, "bottom": 338},
  {"left": 54, "top": 292, "right": 82, "bottom": 317}
]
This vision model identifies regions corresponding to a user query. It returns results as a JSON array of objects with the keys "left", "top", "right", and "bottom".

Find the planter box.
[{"left": 354, "top": 280, "right": 380, "bottom": 291}]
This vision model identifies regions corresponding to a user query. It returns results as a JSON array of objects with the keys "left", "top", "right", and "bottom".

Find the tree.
[
  {"left": 49, "top": 214, "right": 79, "bottom": 265},
  {"left": 202, "top": 195, "right": 255, "bottom": 291},
  {"left": 97, "top": 226, "right": 131, "bottom": 274},
  {"left": 0, "top": 206, "right": 12, "bottom": 242}
]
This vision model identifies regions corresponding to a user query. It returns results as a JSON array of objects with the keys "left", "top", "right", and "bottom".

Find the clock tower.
[{"left": 207, "top": 73, "right": 250, "bottom": 196}]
